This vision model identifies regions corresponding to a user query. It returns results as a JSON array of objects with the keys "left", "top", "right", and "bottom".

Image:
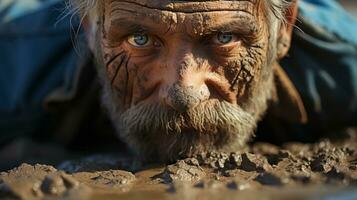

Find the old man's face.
[{"left": 90, "top": 0, "right": 286, "bottom": 162}]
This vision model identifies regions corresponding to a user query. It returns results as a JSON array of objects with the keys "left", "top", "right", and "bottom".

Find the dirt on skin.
[{"left": 1, "top": 134, "right": 357, "bottom": 200}]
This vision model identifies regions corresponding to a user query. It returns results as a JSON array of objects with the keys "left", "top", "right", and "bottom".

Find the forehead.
[
  {"left": 106, "top": 0, "right": 259, "bottom": 13},
  {"left": 104, "top": 0, "right": 263, "bottom": 32}
]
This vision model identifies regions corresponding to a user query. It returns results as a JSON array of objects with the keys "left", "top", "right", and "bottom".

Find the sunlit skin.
[
  {"left": 102, "top": 0, "right": 267, "bottom": 110},
  {"left": 89, "top": 0, "right": 296, "bottom": 162}
]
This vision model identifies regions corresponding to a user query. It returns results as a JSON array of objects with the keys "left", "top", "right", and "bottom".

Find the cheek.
[
  {"left": 102, "top": 45, "right": 165, "bottom": 107},
  {"left": 218, "top": 43, "right": 266, "bottom": 99},
  {"left": 131, "top": 65, "right": 162, "bottom": 104},
  {"left": 104, "top": 49, "right": 127, "bottom": 86},
  {"left": 103, "top": 47, "right": 132, "bottom": 104}
]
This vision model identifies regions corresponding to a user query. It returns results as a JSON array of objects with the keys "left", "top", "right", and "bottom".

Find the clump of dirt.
[
  {"left": 157, "top": 137, "right": 356, "bottom": 186},
  {"left": 0, "top": 164, "right": 89, "bottom": 200},
  {"left": 160, "top": 159, "right": 205, "bottom": 183},
  {"left": 1, "top": 135, "right": 357, "bottom": 200}
]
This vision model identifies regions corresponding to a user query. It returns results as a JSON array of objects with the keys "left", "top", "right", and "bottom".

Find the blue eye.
[
  {"left": 134, "top": 34, "right": 148, "bottom": 45},
  {"left": 217, "top": 32, "right": 234, "bottom": 44},
  {"left": 128, "top": 33, "right": 151, "bottom": 47}
]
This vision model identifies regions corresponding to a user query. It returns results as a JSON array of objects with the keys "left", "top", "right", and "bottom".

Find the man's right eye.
[{"left": 127, "top": 33, "right": 152, "bottom": 47}]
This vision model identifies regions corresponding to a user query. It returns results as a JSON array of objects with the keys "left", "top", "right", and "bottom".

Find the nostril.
[
  {"left": 206, "top": 80, "right": 222, "bottom": 100},
  {"left": 205, "top": 79, "right": 236, "bottom": 103}
]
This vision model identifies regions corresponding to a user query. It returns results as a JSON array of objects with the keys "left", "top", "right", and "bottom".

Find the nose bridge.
[
  {"left": 170, "top": 50, "right": 207, "bottom": 93},
  {"left": 178, "top": 53, "right": 199, "bottom": 81},
  {"left": 168, "top": 40, "right": 199, "bottom": 80},
  {"left": 161, "top": 41, "right": 210, "bottom": 111},
  {"left": 164, "top": 39, "right": 196, "bottom": 81}
]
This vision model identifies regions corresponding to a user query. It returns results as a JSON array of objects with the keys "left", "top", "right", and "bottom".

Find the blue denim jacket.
[
  {"left": 281, "top": 0, "right": 357, "bottom": 135},
  {"left": 0, "top": 0, "right": 356, "bottom": 143},
  {"left": 0, "top": 0, "right": 79, "bottom": 142}
]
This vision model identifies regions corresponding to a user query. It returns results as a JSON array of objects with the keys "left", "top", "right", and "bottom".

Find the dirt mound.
[{"left": 1, "top": 135, "right": 357, "bottom": 200}]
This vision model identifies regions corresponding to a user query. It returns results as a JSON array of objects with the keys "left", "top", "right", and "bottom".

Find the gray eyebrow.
[{"left": 110, "top": 19, "right": 152, "bottom": 33}]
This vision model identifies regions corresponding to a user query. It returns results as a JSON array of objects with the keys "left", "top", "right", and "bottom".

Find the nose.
[
  {"left": 158, "top": 43, "right": 235, "bottom": 111},
  {"left": 159, "top": 50, "right": 212, "bottom": 111},
  {"left": 166, "top": 82, "right": 210, "bottom": 112}
]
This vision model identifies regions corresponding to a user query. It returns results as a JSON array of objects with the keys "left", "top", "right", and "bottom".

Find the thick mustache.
[{"left": 118, "top": 99, "right": 255, "bottom": 136}]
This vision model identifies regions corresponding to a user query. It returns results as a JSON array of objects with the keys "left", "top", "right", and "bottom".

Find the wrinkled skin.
[{"left": 88, "top": 0, "right": 296, "bottom": 162}]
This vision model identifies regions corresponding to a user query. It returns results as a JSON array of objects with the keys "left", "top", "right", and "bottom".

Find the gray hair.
[{"left": 68, "top": 0, "right": 292, "bottom": 23}]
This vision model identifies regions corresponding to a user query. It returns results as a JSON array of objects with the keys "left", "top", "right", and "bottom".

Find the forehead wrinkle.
[
  {"left": 109, "top": 0, "right": 257, "bottom": 14},
  {"left": 106, "top": 1, "right": 261, "bottom": 37},
  {"left": 181, "top": 11, "right": 259, "bottom": 36},
  {"left": 108, "top": 7, "right": 175, "bottom": 34}
]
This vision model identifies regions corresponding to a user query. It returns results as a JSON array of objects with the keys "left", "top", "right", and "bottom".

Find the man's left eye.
[
  {"left": 214, "top": 32, "right": 237, "bottom": 45},
  {"left": 128, "top": 33, "right": 152, "bottom": 47}
]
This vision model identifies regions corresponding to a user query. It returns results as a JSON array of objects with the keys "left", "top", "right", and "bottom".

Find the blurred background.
[{"left": 340, "top": 0, "right": 357, "bottom": 18}]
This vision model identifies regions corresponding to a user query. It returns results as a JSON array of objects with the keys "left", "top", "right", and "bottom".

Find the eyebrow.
[
  {"left": 108, "top": 11, "right": 259, "bottom": 32},
  {"left": 111, "top": 20, "right": 150, "bottom": 33},
  {"left": 108, "top": 16, "right": 260, "bottom": 44},
  {"left": 108, "top": 18, "right": 171, "bottom": 37},
  {"left": 203, "top": 17, "right": 259, "bottom": 35}
]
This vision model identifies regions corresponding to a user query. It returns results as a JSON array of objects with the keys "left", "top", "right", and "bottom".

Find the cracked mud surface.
[{"left": 1, "top": 135, "right": 357, "bottom": 200}]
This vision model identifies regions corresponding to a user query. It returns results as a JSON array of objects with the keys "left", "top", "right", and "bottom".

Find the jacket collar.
[{"left": 270, "top": 62, "right": 308, "bottom": 124}]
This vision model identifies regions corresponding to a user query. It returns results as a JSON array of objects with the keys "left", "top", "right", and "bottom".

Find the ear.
[
  {"left": 276, "top": 0, "right": 298, "bottom": 60},
  {"left": 271, "top": 62, "right": 308, "bottom": 123}
]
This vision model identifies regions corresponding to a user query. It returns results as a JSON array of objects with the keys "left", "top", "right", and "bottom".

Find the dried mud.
[{"left": 1, "top": 135, "right": 357, "bottom": 200}]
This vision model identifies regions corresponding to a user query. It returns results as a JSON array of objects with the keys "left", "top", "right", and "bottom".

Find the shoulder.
[
  {"left": 0, "top": 0, "right": 62, "bottom": 25},
  {"left": 298, "top": 0, "right": 357, "bottom": 45}
]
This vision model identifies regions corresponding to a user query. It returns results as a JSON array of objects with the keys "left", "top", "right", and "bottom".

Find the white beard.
[{"left": 96, "top": 66, "right": 275, "bottom": 162}]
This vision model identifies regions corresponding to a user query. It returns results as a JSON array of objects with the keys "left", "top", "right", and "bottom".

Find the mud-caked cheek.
[
  {"left": 214, "top": 42, "right": 266, "bottom": 101},
  {"left": 238, "top": 47, "right": 266, "bottom": 99},
  {"left": 209, "top": 45, "right": 247, "bottom": 83}
]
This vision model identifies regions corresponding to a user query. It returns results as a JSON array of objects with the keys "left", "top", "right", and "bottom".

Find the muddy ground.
[{"left": 1, "top": 133, "right": 357, "bottom": 200}]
